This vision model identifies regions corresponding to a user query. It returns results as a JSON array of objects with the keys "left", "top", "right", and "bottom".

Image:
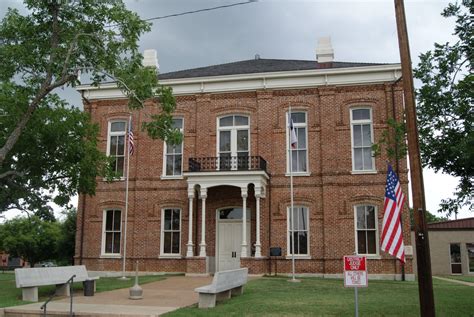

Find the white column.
[
  {"left": 199, "top": 188, "right": 207, "bottom": 257},
  {"left": 186, "top": 188, "right": 194, "bottom": 257},
  {"left": 241, "top": 187, "right": 248, "bottom": 257},
  {"left": 254, "top": 187, "right": 262, "bottom": 258}
]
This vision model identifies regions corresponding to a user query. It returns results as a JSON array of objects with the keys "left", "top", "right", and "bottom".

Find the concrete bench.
[
  {"left": 15, "top": 265, "right": 99, "bottom": 302},
  {"left": 194, "top": 268, "right": 248, "bottom": 308}
]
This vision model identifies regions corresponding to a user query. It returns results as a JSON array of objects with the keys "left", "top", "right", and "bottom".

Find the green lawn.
[
  {"left": 0, "top": 272, "right": 167, "bottom": 308},
  {"left": 440, "top": 275, "right": 474, "bottom": 283},
  {"left": 166, "top": 276, "right": 474, "bottom": 317}
]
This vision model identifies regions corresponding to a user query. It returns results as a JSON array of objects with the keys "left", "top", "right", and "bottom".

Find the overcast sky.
[{"left": 0, "top": 0, "right": 470, "bottom": 220}]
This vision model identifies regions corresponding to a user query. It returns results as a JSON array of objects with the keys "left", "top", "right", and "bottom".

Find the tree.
[
  {"left": 0, "top": 0, "right": 181, "bottom": 214},
  {"left": 409, "top": 208, "right": 448, "bottom": 227},
  {"left": 0, "top": 216, "right": 61, "bottom": 267},
  {"left": 414, "top": 1, "right": 473, "bottom": 216},
  {"left": 56, "top": 207, "right": 77, "bottom": 265}
]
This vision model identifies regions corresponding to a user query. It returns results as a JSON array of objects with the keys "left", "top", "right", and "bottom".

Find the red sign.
[
  {"left": 344, "top": 256, "right": 366, "bottom": 271},
  {"left": 343, "top": 255, "right": 368, "bottom": 288}
]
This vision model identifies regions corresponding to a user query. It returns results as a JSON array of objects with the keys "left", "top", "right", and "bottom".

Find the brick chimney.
[
  {"left": 143, "top": 49, "right": 159, "bottom": 70},
  {"left": 316, "top": 37, "right": 334, "bottom": 63}
]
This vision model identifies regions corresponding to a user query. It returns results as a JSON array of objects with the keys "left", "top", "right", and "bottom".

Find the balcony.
[{"left": 188, "top": 156, "right": 267, "bottom": 173}]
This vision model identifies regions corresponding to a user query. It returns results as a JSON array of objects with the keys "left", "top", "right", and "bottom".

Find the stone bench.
[
  {"left": 15, "top": 265, "right": 99, "bottom": 302},
  {"left": 194, "top": 268, "right": 248, "bottom": 308}
]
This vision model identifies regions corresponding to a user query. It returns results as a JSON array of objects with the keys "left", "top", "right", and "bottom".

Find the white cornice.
[{"left": 76, "top": 64, "right": 402, "bottom": 100}]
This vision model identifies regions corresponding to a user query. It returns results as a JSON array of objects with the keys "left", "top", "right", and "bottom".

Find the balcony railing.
[{"left": 188, "top": 156, "right": 267, "bottom": 173}]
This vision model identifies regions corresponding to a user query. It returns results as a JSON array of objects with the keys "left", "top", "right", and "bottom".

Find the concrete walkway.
[
  {"left": 4, "top": 275, "right": 213, "bottom": 317},
  {"left": 433, "top": 276, "right": 474, "bottom": 287}
]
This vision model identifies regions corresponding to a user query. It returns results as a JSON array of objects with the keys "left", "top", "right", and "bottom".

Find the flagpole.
[
  {"left": 289, "top": 106, "right": 297, "bottom": 282},
  {"left": 120, "top": 115, "right": 132, "bottom": 280}
]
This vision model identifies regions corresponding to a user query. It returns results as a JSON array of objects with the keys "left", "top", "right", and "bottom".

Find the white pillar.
[
  {"left": 241, "top": 187, "right": 248, "bottom": 258},
  {"left": 186, "top": 188, "right": 194, "bottom": 257},
  {"left": 254, "top": 187, "right": 262, "bottom": 258},
  {"left": 199, "top": 188, "right": 207, "bottom": 257}
]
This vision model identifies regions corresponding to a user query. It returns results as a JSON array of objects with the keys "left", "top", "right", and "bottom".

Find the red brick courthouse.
[{"left": 75, "top": 38, "right": 414, "bottom": 279}]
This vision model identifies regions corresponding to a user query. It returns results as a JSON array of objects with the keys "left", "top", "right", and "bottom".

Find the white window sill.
[
  {"left": 160, "top": 175, "right": 184, "bottom": 180},
  {"left": 285, "top": 255, "right": 311, "bottom": 260},
  {"left": 102, "top": 177, "right": 125, "bottom": 182},
  {"left": 357, "top": 254, "right": 381, "bottom": 260},
  {"left": 351, "top": 170, "right": 377, "bottom": 175},
  {"left": 159, "top": 254, "right": 183, "bottom": 259},
  {"left": 100, "top": 254, "right": 122, "bottom": 259},
  {"left": 285, "top": 172, "right": 311, "bottom": 177}
]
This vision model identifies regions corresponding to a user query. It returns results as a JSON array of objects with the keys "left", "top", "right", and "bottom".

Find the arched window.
[
  {"left": 286, "top": 111, "right": 308, "bottom": 173},
  {"left": 354, "top": 205, "right": 379, "bottom": 255},
  {"left": 350, "top": 108, "right": 375, "bottom": 171},
  {"left": 217, "top": 115, "right": 250, "bottom": 170},
  {"left": 163, "top": 118, "right": 184, "bottom": 177},
  {"left": 107, "top": 121, "right": 127, "bottom": 176}
]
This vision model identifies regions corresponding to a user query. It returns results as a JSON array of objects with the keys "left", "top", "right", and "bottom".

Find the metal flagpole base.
[
  {"left": 287, "top": 278, "right": 301, "bottom": 283},
  {"left": 118, "top": 276, "right": 130, "bottom": 280}
]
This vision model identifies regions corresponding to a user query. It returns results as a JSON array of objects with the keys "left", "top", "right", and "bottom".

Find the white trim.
[
  {"left": 160, "top": 208, "right": 182, "bottom": 256},
  {"left": 286, "top": 206, "right": 310, "bottom": 257},
  {"left": 353, "top": 205, "right": 380, "bottom": 256},
  {"left": 449, "top": 242, "right": 462, "bottom": 274},
  {"left": 77, "top": 64, "right": 402, "bottom": 98},
  {"left": 101, "top": 209, "right": 122, "bottom": 256},
  {"left": 286, "top": 111, "right": 309, "bottom": 174},
  {"left": 162, "top": 117, "right": 184, "bottom": 177},
  {"left": 350, "top": 107, "right": 376, "bottom": 172}
]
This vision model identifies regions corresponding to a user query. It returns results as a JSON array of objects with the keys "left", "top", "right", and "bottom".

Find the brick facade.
[{"left": 75, "top": 79, "right": 413, "bottom": 278}]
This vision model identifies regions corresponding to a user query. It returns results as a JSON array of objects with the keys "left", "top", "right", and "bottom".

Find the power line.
[{"left": 143, "top": 0, "right": 257, "bottom": 22}]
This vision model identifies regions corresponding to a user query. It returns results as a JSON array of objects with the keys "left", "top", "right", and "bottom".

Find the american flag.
[
  {"left": 289, "top": 116, "right": 297, "bottom": 149},
  {"left": 128, "top": 118, "right": 135, "bottom": 156},
  {"left": 381, "top": 164, "right": 406, "bottom": 263}
]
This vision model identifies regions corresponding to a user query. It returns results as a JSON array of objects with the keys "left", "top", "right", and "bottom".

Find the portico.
[{"left": 184, "top": 169, "right": 268, "bottom": 272}]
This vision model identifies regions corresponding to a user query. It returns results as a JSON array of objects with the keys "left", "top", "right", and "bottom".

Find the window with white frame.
[
  {"left": 163, "top": 118, "right": 184, "bottom": 177},
  {"left": 287, "top": 112, "right": 308, "bottom": 173},
  {"left": 355, "top": 205, "right": 378, "bottom": 255},
  {"left": 350, "top": 108, "right": 374, "bottom": 171},
  {"left": 102, "top": 209, "right": 121, "bottom": 255},
  {"left": 161, "top": 208, "right": 181, "bottom": 255},
  {"left": 287, "top": 206, "right": 309, "bottom": 255},
  {"left": 107, "top": 121, "right": 127, "bottom": 176},
  {"left": 217, "top": 115, "right": 249, "bottom": 170}
]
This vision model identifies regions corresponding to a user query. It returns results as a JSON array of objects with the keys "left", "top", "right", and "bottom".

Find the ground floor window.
[
  {"left": 287, "top": 206, "right": 309, "bottom": 255},
  {"left": 450, "top": 243, "right": 462, "bottom": 274},
  {"left": 161, "top": 208, "right": 181, "bottom": 255},
  {"left": 354, "top": 205, "right": 378, "bottom": 255},
  {"left": 102, "top": 209, "right": 121, "bottom": 255},
  {"left": 466, "top": 243, "right": 474, "bottom": 273}
]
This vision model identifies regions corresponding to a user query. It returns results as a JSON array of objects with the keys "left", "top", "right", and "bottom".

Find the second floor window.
[
  {"left": 217, "top": 115, "right": 249, "bottom": 170},
  {"left": 287, "top": 112, "right": 308, "bottom": 173},
  {"left": 351, "top": 108, "right": 374, "bottom": 171},
  {"left": 107, "top": 121, "right": 127, "bottom": 176},
  {"left": 164, "top": 118, "right": 183, "bottom": 177}
]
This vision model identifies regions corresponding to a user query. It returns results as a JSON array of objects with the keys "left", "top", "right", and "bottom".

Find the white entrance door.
[
  {"left": 218, "top": 222, "right": 243, "bottom": 271},
  {"left": 217, "top": 207, "right": 251, "bottom": 272}
]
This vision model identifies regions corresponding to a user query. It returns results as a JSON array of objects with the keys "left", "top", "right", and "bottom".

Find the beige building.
[{"left": 412, "top": 218, "right": 474, "bottom": 276}]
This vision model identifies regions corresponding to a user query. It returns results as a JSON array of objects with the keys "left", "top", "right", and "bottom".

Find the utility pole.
[{"left": 394, "top": 1, "right": 435, "bottom": 316}]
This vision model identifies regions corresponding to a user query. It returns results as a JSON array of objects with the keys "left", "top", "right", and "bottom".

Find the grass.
[
  {"left": 0, "top": 272, "right": 167, "bottom": 308},
  {"left": 165, "top": 276, "right": 474, "bottom": 317},
  {"left": 440, "top": 275, "right": 474, "bottom": 283}
]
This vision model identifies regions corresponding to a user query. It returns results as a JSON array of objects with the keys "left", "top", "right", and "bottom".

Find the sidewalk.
[
  {"left": 3, "top": 275, "right": 213, "bottom": 317},
  {"left": 433, "top": 276, "right": 474, "bottom": 287}
]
